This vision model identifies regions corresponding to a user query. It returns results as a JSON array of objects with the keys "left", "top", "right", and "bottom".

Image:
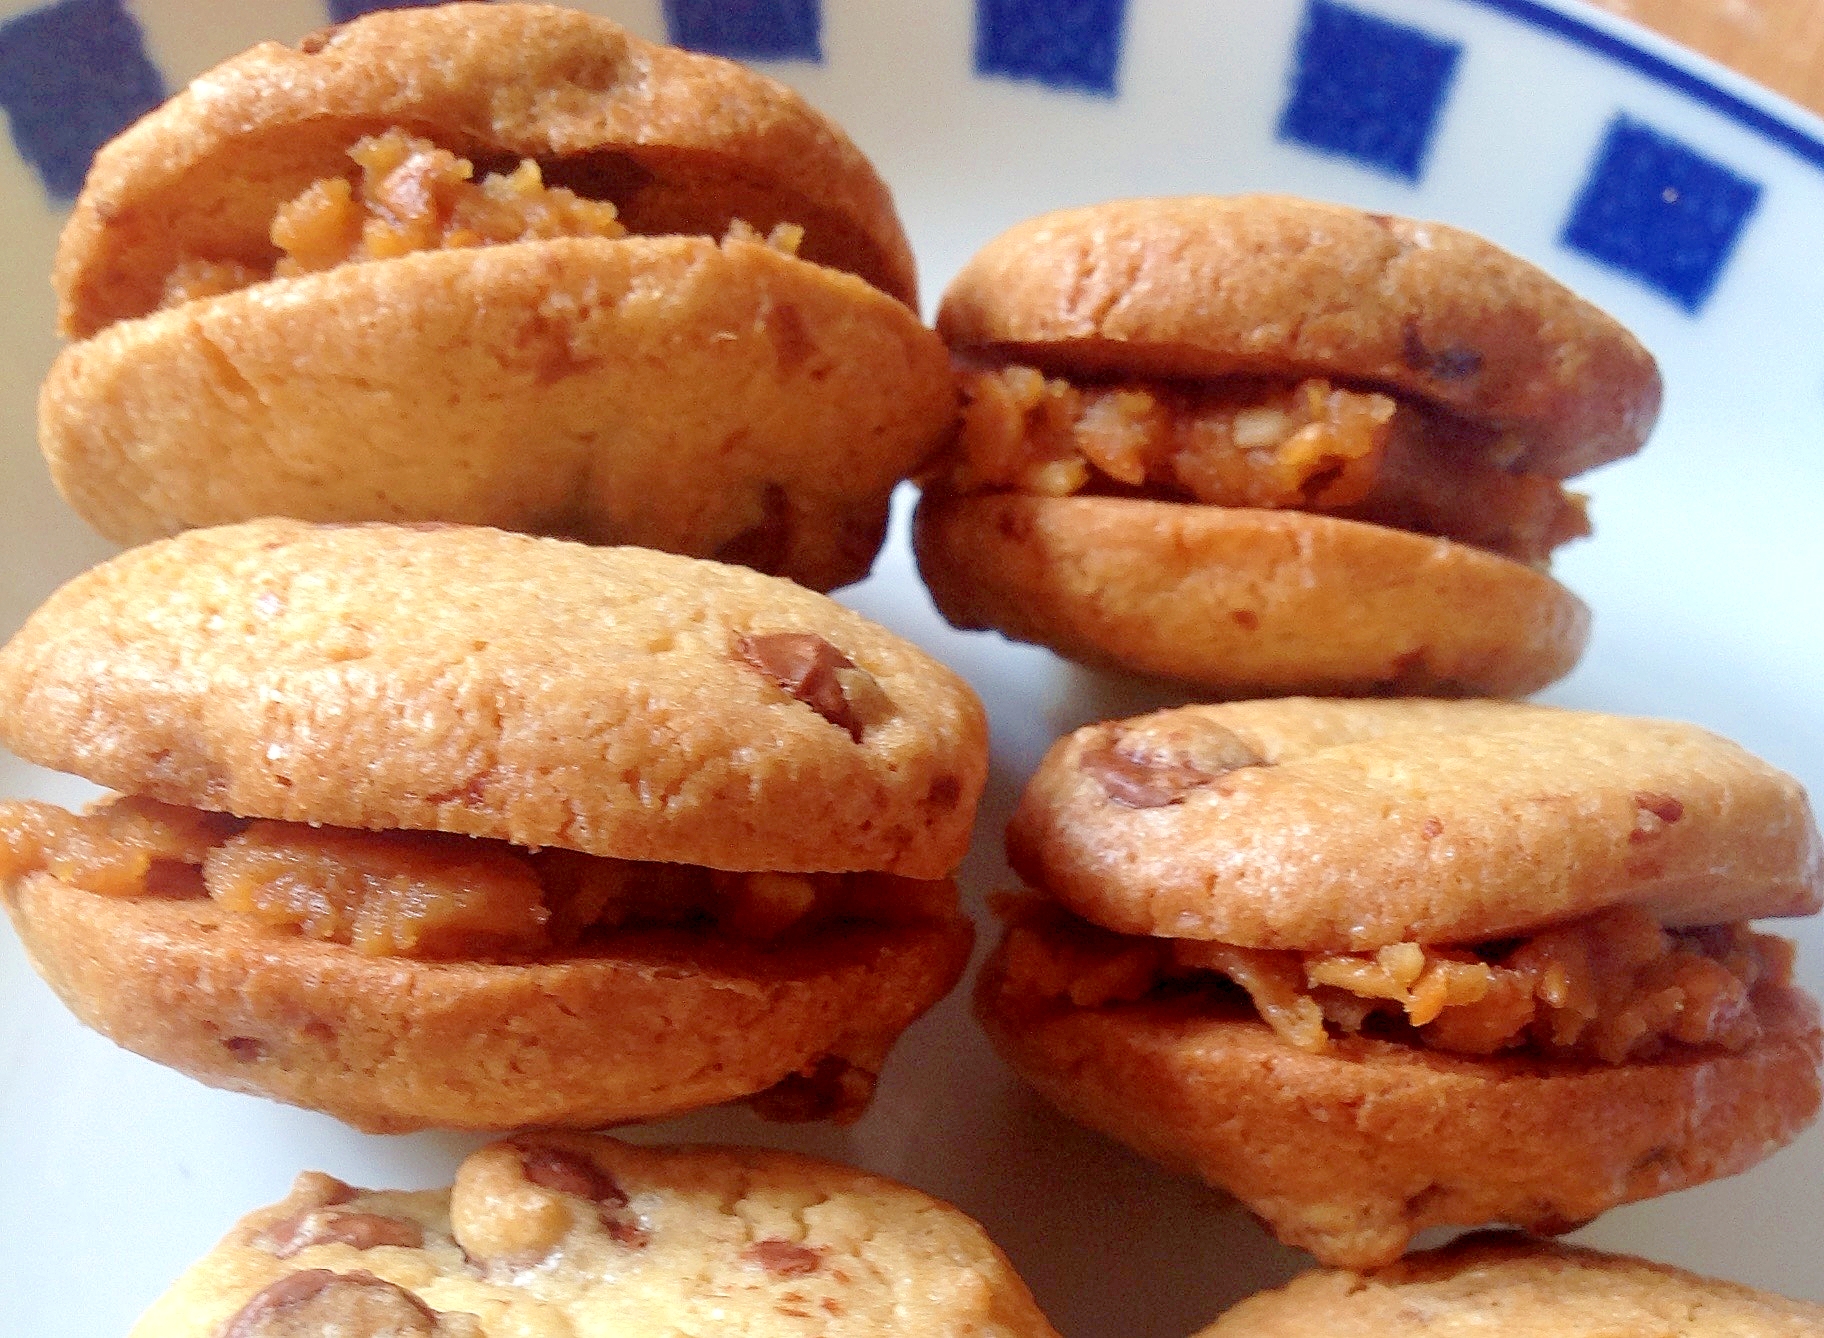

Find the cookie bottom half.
[
  {"left": 43, "top": 234, "right": 955, "bottom": 591},
  {"left": 975, "top": 935, "right": 1822, "bottom": 1268},
  {"left": 6, "top": 871, "right": 972, "bottom": 1132},
  {"left": 912, "top": 493, "right": 1589, "bottom": 697}
]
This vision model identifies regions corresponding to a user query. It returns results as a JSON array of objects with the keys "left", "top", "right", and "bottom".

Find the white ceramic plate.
[{"left": 1, "top": 1, "right": 1820, "bottom": 1333}]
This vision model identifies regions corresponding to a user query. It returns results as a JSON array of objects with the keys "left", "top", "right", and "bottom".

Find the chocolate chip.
[
  {"left": 604, "top": 1217, "right": 651, "bottom": 1248},
  {"left": 995, "top": 507, "right": 1034, "bottom": 543},
  {"left": 222, "top": 1036, "right": 265, "bottom": 1062},
  {"left": 256, "top": 1210, "right": 425, "bottom": 1259},
  {"left": 761, "top": 297, "right": 816, "bottom": 374},
  {"left": 925, "top": 773, "right": 962, "bottom": 811},
  {"left": 296, "top": 25, "right": 342, "bottom": 55},
  {"left": 747, "top": 1054, "right": 875, "bottom": 1124},
  {"left": 736, "top": 632, "right": 868, "bottom": 741},
  {"left": 1081, "top": 746, "right": 1213, "bottom": 809},
  {"left": 515, "top": 1143, "right": 649, "bottom": 1248},
  {"left": 220, "top": 1269, "right": 440, "bottom": 1337},
  {"left": 1080, "top": 723, "right": 1266, "bottom": 809},
  {"left": 744, "top": 1239, "right": 823, "bottom": 1276},
  {"left": 1630, "top": 791, "right": 1685, "bottom": 843},
  {"left": 515, "top": 1144, "right": 627, "bottom": 1207},
  {"left": 1401, "top": 323, "right": 1483, "bottom": 382}
]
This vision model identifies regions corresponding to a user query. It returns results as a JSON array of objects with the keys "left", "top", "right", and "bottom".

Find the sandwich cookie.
[
  {"left": 916, "top": 197, "right": 1661, "bottom": 694},
  {"left": 0, "top": 520, "right": 986, "bottom": 1132},
  {"left": 130, "top": 1133, "right": 1062, "bottom": 1337},
  {"left": 45, "top": 2, "right": 950, "bottom": 591},
  {"left": 978, "top": 699, "right": 1821, "bottom": 1265},
  {"left": 1200, "top": 1232, "right": 1824, "bottom": 1337}
]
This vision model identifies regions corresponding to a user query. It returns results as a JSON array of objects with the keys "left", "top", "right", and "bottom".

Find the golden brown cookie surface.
[
  {"left": 129, "top": 1135, "right": 1063, "bottom": 1336},
  {"left": 918, "top": 195, "right": 1660, "bottom": 691},
  {"left": 978, "top": 933, "right": 1822, "bottom": 1270},
  {"left": 1009, "top": 699, "right": 1823, "bottom": 950},
  {"left": 43, "top": 233, "right": 952, "bottom": 591},
  {"left": 914, "top": 495, "right": 1589, "bottom": 699},
  {"left": 46, "top": 4, "right": 948, "bottom": 589},
  {"left": 982, "top": 699, "right": 1823, "bottom": 1265},
  {"left": 937, "top": 196, "right": 1659, "bottom": 476},
  {"left": 57, "top": 1, "right": 917, "bottom": 330},
  {"left": 7, "top": 869, "right": 971, "bottom": 1133},
  {"left": 0, "top": 520, "right": 987, "bottom": 1129},
  {"left": 1200, "top": 1233, "right": 1824, "bottom": 1336},
  {"left": 0, "top": 520, "right": 987, "bottom": 876}
]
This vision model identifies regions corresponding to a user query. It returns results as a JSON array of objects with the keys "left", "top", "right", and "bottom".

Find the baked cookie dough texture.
[
  {"left": 916, "top": 196, "right": 1662, "bottom": 695},
  {"left": 0, "top": 520, "right": 989, "bottom": 1132},
  {"left": 43, "top": 2, "right": 953, "bottom": 591},
  {"left": 979, "top": 698, "right": 1822, "bottom": 1266},
  {"left": 1200, "top": 1233, "right": 1824, "bottom": 1337},
  {"left": 130, "top": 1133, "right": 1062, "bottom": 1338}
]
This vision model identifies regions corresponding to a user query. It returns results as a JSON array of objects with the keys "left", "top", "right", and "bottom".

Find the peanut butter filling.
[
  {"left": 997, "top": 897, "right": 1795, "bottom": 1064},
  {"left": 939, "top": 364, "right": 1590, "bottom": 564},
  {"left": 159, "top": 129, "right": 803, "bottom": 309},
  {"left": 0, "top": 796, "right": 954, "bottom": 961}
]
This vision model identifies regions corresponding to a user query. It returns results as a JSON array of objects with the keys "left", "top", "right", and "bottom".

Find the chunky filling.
[
  {"left": 997, "top": 897, "right": 1795, "bottom": 1064},
  {"left": 938, "top": 365, "right": 1590, "bottom": 564},
  {"left": 160, "top": 129, "right": 803, "bottom": 308},
  {"left": 0, "top": 796, "right": 951, "bottom": 961}
]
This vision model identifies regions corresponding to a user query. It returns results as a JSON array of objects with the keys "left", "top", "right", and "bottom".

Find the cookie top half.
[
  {"left": 1008, "top": 699, "right": 1822, "bottom": 950},
  {"left": 56, "top": 1, "right": 917, "bottom": 335},
  {"left": 0, "top": 520, "right": 987, "bottom": 877},
  {"left": 1201, "top": 1233, "right": 1824, "bottom": 1337},
  {"left": 131, "top": 1133, "right": 1062, "bottom": 1337},
  {"left": 937, "top": 196, "right": 1660, "bottom": 478}
]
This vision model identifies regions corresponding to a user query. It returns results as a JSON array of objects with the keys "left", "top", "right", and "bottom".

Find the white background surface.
[{"left": 1, "top": 2, "right": 1821, "bottom": 1334}]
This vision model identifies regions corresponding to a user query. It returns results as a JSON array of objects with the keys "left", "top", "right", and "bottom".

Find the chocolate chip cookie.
[
  {"left": 916, "top": 196, "right": 1662, "bottom": 693},
  {"left": 0, "top": 520, "right": 987, "bottom": 1131},
  {"left": 130, "top": 1134, "right": 1062, "bottom": 1337},
  {"left": 44, "top": 2, "right": 953, "bottom": 591},
  {"left": 1200, "top": 1232, "right": 1824, "bottom": 1336},
  {"left": 978, "top": 699, "right": 1821, "bottom": 1265}
]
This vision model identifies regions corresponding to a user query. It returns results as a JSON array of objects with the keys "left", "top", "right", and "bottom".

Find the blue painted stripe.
[
  {"left": 1277, "top": 0, "right": 1463, "bottom": 183},
  {"left": 663, "top": 0, "right": 822, "bottom": 62},
  {"left": 974, "top": 0, "right": 1128, "bottom": 97},
  {"left": 326, "top": 0, "right": 447, "bottom": 21},
  {"left": 0, "top": 0, "right": 163, "bottom": 200},
  {"left": 1457, "top": 0, "right": 1824, "bottom": 173},
  {"left": 1561, "top": 114, "right": 1762, "bottom": 312}
]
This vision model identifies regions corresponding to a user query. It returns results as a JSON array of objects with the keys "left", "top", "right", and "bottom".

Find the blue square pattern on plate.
[
  {"left": 0, "top": 0, "right": 1790, "bottom": 320},
  {"left": 328, "top": 0, "right": 444, "bottom": 21},
  {"left": 0, "top": 0, "right": 162, "bottom": 200},
  {"left": 1278, "top": 0, "right": 1461, "bottom": 182},
  {"left": 663, "top": 0, "right": 822, "bottom": 62},
  {"left": 974, "top": 0, "right": 1128, "bottom": 96},
  {"left": 1561, "top": 114, "right": 1762, "bottom": 313}
]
